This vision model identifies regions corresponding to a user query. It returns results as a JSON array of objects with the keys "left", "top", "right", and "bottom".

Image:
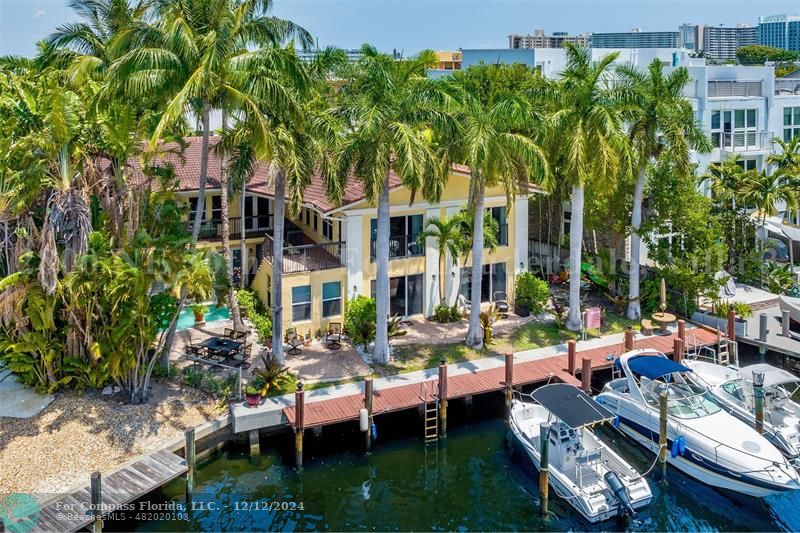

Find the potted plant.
[
  {"left": 252, "top": 354, "right": 290, "bottom": 397},
  {"left": 192, "top": 303, "right": 208, "bottom": 326},
  {"left": 514, "top": 272, "right": 549, "bottom": 318},
  {"left": 304, "top": 330, "right": 312, "bottom": 346},
  {"left": 245, "top": 384, "right": 262, "bottom": 407},
  {"left": 314, "top": 328, "right": 323, "bottom": 342}
]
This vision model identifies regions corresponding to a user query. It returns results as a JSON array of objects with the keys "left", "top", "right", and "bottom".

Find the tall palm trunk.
[
  {"left": 220, "top": 112, "right": 244, "bottom": 331},
  {"left": 190, "top": 98, "right": 211, "bottom": 244},
  {"left": 272, "top": 170, "right": 286, "bottom": 364},
  {"left": 465, "top": 180, "right": 485, "bottom": 348},
  {"left": 373, "top": 171, "right": 391, "bottom": 364},
  {"left": 239, "top": 180, "right": 247, "bottom": 289},
  {"left": 627, "top": 167, "right": 646, "bottom": 320},
  {"left": 566, "top": 184, "right": 585, "bottom": 331}
]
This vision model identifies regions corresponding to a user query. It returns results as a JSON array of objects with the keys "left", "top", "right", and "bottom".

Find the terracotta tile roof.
[{"left": 127, "top": 136, "right": 402, "bottom": 213}]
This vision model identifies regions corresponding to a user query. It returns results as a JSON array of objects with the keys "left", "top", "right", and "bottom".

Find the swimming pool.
[{"left": 175, "top": 305, "right": 230, "bottom": 331}]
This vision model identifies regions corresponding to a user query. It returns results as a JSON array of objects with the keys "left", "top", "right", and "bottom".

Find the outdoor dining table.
[
  {"left": 199, "top": 337, "right": 242, "bottom": 360},
  {"left": 651, "top": 312, "right": 677, "bottom": 335}
]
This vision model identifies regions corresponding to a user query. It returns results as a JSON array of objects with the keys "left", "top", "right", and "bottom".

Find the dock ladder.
[{"left": 421, "top": 380, "right": 439, "bottom": 443}]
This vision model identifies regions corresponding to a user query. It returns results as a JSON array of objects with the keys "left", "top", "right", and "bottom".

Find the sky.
[{"left": 3, "top": 0, "right": 800, "bottom": 57}]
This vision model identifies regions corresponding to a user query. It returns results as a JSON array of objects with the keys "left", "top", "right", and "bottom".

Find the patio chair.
[
  {"left": 326, "top": 322, "right": 342, "bottom": 350},
  {"left": 285, "top": 328, "right": 302, "bottom": 355},
  {"left": 185, "top": 337, "right": 206, "bottom": 358},
  {"left": 493, "top": 291, "right": 510, "bottom": 317},
  {"left": 231, "top": 343, "right": 253, "bottom": 369},
  {"left": 457, "top": 294, "right": 472, "bottom": 316}
]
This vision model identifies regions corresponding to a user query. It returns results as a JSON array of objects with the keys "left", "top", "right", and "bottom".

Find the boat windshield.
[{"left": 641, "top": 373, "right": 722, "bottom": 418}]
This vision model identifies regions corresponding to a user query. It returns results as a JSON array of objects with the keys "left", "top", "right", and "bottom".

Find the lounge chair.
[{"left": 457, "top": 294, "right": 472, "bottom": 316}]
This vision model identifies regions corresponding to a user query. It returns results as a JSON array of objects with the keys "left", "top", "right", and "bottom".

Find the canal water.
[{"left": 109, "top": 394, "right": 800, "bottom": 532}]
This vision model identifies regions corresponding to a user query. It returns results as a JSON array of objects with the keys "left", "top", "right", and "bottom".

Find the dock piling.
[
  {"left": 185, "top": 427, "right": 195, "bottom": 495},
  {"left": 539, "top": 422, "right": 550, "bottom": 517},
  {"left": 658, "top": 391, "right": 668, "bottom": 482},
  {"left": 90, "top": 471, "right": 102, "bottom": 533},
  {"left": 783, "top": 310, "right": 792, "bottom": 337},
  {"left": 677, "top": 319, "right": 685, "bottom": 344},
  {"left": 753, "top": 371, "right": 765, "bottom": 434},
  {"left": 567, "top": 340, "right": 577, "bottom": 374},
  {"left": 672, "top": 338, "right": 683, "bottom": 364},
  {"left": 759, "top": 312, "right": 768, "bottom": 342},
  {"left": 580, "top": 357, "right": 592, "bottom": 394},
  {"left": 295, "top": 382, "right": 305, "bottom": 469},
  {"left": 364, "top": 377, "right": 374, "bottom": 452},
  {"left": 504, "top": 352, "right": 514, "bottom": 422},
  {"left": 727, "top": 309, "right": 737, "bottom": 342},
  {"left": 624, "top": 328, "right": 634, "bottom": 351},
  {"left": 438, "top": 358, "right": 448, "bottom": 438}
]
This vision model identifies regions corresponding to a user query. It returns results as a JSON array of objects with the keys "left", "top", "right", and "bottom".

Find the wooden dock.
[
  {"left": 283, "top": 328, "right": 720, "bottom": 428},
  {"left": 30, "top": 449, "right": 187, "bottom": 533}
]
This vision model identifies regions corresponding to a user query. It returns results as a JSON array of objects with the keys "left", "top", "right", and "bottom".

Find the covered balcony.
[
  {"left": 187, "top": 214, "right": 273, "bottom": 241},
  {"left": 260, "top": 222, "right": 346, "bottom": 274}
]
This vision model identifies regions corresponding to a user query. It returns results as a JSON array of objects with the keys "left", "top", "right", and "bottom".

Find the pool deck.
[{"left": 231, "top": 324, "right": 720, "bottom": 433}]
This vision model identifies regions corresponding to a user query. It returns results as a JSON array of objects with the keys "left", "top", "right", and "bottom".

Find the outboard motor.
[{"left": 604, "top": 471, "right": 637, "bottom": 518}]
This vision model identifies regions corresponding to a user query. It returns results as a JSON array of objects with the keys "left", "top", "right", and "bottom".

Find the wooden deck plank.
[
  {"left": 32, "top": 449, "right": 187, "bottom": 533},
  {"left": 280, "top": 329, "right": 720, "bottom": 429}
]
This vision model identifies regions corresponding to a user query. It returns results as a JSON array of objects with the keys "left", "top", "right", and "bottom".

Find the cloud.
[{"left": 33, "top": 10, "right": 46, "bottom": 19}]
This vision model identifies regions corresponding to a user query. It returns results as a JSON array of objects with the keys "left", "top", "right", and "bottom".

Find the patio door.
[
  {"left": 459, "top": 262, "right": 507, "bottom": 303},
  {"left": 370, "top": 274, "right": 424, "bottom": 318}
]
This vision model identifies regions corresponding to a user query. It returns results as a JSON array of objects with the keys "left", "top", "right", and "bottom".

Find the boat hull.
[
  {"left": 510, "top": 414, "right": 651, "bottom": 523},
  {"left": 613, "top": 415, "right": 793, "bottom": 498}
]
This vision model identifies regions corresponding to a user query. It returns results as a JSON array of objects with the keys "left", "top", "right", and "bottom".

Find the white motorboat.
[
  {"left": 510, "top": 383, "right": 652, "bottom": 523},
  {"left": 683, "top": 359, "right": 800, "bottom": 462},
  {"left": 596, "top": 349, "right": 800, "bottom": 498}
]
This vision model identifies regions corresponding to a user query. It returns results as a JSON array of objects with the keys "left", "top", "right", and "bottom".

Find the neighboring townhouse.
[{"left": 131, "top": 136, "right": 534, "bottom": 334}]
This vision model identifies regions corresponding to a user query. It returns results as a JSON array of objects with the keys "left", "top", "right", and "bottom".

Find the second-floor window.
[
  {"left": 188, "top": 197, "right": 205, "bottom": 223},
  {"left": 370, "top": 214, "right": 424, "bottom": 260},
  {"left": 784, "top": 107, "right": 800, "bottom": 141},
  {"left": 711, "top": 109, "right": 757, "bottom": 150},
  {"left": 322, "top": 218, "right": 334, "bottom": 240},
  {"left": 489, "top": 206, "right": 508, "bottom": 247},
  {"left": 211, "top": 195, "right": 222, "bottom": 221}
]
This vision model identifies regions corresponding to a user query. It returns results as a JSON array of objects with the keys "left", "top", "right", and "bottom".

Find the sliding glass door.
[
  {"left": 459, "top": 262, "right": 507, "bottom": 303},
  {"left": 371, "top": 274, "right": 424, "bottom": 317}
]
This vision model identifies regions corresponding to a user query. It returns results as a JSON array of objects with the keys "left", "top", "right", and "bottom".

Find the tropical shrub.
[
  {"left": 715, "top": 301, "right": 753, "bottom": 319},
  {"left": 344, "top": 296, "right": 377, "bottom": 349},
  {"left": 236, "top": 289, "right": 266, "bottom": 319},
  {"left": 250, "top": 313, "right": 273, "bottom": 346},
  {"left": 515, "top": 272, "right": 549, "bottom": 314},
  {"left": 252, "top": 353, "right": 291, "bottom": 396},
  {"left": 432, "top": 304, "right": 461, "bottom": 323},
  {"left": 479, "top": 305, "right": 500, "bottom": 345},
  {"left": 763, "top": 263, "right": 795, "bottom": 294}
]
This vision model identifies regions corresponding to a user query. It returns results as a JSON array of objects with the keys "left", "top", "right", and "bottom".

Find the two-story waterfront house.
[{"left": 131, "top": 137, "right": 534, "bottom": 333}]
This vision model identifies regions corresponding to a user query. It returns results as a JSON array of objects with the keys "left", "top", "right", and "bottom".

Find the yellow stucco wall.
[{"left": 218, "top": 170, "right": 523, "bottom": 331}]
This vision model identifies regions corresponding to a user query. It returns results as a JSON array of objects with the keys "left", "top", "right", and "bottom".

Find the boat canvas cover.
[
  {"left": 740, "top": 364, "right": 799, "bottom": 388},
  {"left": 619, "top": 355, "right": 692, "bottom": 380},
  {"left": 531, "top": 383, "right": 615, "bottom": 429}
]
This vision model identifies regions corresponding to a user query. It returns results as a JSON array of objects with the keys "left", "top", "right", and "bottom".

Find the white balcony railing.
[{"left": 716, "top": 130, "right": 775, "bottom": 155}]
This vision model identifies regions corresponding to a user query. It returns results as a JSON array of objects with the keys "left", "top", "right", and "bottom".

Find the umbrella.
[{"left": 660, "top": 278, "right": 667, "bottom": 312}]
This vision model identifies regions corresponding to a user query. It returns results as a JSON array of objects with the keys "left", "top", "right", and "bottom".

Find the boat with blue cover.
[{"left": 596, "top": 349, "right": 800, "bottom": 497}]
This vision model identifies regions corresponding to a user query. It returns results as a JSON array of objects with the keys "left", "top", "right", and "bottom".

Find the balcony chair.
[{"left": 457, "top": 294, "right": 472, "bottom": 316}]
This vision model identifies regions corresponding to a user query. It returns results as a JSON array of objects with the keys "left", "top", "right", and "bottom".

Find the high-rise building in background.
[
  {"left": 591, "top": 28, "right": 680, "bottom": 48},
  {"left": 508, "top": 29, "right": 591, "bottom": 49},
  {"left": 679, "top": 23, "right": 699, "bottom": 50},
  {"left": 700, "top": 24, "right": 757, "bottom": 62},
  {"left": 758, "top": 14, "right": 800, "bottom": 51}
]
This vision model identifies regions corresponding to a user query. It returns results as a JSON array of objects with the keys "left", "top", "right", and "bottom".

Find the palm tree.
[
  {"left": 45, "top": 0, "right": 150, "bottom": 82},
  {"left": 741, "top": 169, "right": 799, "bottom": 239},
  {"left": 617, "top": 59, "right": 710, "bottom": 320},
  {"left": 442, "top": 69, "right": 548, "bottom": 348},
  {"left": 111, "top": 0, "right": 311, "bottom": 245},
  {"left": 333, "top": 44, "right": 443, "bottom": 364},
  {"left": 416, "top": 215, "right": 464, "bottom": 306},
  {"left": 533, "top": 44, "right": 628, "bottom": 331},
  {"left": 701, "top": 155, "right": 748, "bottom": 209},
  {"left": 767, "top": 136, "right": 800, "bottom": 175}
]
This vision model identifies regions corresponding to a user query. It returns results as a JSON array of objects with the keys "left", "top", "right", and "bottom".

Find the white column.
[
  {"left": 344, "top": 215, "right": 364, "bottom": 299},
  {"left": 514, "top": 196, "right": 529, "bottom": 276},
  {"left": 444, "top": 206, "right": 461, "bottom": 306},
  {"left": 424, "top": 207, "right": 440, "bottom": 316}
]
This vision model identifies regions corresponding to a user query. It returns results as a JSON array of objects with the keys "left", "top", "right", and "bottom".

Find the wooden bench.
[{"left": 641, "top": 319, "right": 654, "bottom": 336}]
